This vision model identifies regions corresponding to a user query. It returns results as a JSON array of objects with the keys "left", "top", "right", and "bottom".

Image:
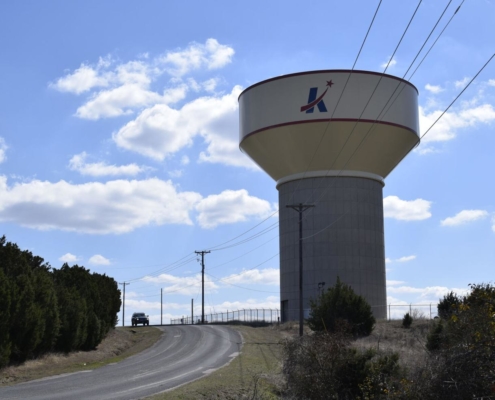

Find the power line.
[
  {"left": 421, "top": 52, "right": 495, "bottom": 140},
  {"left": 282, "top": 0, "right": 384, "bottom": 210}
]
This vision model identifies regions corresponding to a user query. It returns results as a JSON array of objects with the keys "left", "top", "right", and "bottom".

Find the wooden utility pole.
[
  {"left": 161, "top": 288, "right": 163, "bottom": 325},
  {"left": 286, "top": 203, "right": 314, "bottom": 337},
  {"left": 195, "top": 250, "right": 210, "bottom": 324},
  {"left": 119, "top": 282, "right": 130, "bottom": 327}
]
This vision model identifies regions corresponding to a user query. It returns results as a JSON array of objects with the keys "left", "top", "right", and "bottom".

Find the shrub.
[
  {"left": 307, "top": 277, "right": 375, "bottom": 337},
  {"left": 426, "top": 320, "right": 443, "bottom": 351},
  {"left": 411, "top": 283, "right": 495, "bottom": 399},
  {"left": 402, "top": 313, "right": 413, "bottom": 328},
  {"left": 437, "top": 291, "right": 461, "bottom": 320},
  {"left": 282, "top": 332, "right": 402, "bottom": 399}
]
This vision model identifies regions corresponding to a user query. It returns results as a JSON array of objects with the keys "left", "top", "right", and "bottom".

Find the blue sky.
[{"left": 1, "top": 0, "right": 494, "bottom": 323}]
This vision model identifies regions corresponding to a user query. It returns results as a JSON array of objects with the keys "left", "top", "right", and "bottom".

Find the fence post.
[
  {"left": 409, "top": 304, "right": 412, "bottom": 315},
  {"left": 430, "top": 304, "right": 432, "bottom": 320},
  {"left": 388, "top": 304, "right": 391, "bottom": 321}
]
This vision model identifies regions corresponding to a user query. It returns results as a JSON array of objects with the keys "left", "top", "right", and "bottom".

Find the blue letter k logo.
[{"left": 300, "top": 87, "right": 328, "bottom": 113}]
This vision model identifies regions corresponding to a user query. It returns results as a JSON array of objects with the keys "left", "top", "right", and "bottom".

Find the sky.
[{"left": 1, "top": 0, "right": 494, "bottom": 324}]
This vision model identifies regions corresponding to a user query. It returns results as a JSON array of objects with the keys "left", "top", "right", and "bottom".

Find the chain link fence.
[
  {"left": 169, "top": 304, "right": 438, "bottom": 325},
  {"left": 386, "top": 304, "right": 439, "bottom": 320},
  {"left": 170, "top": 308, "right": 280, "bottom": 325}
]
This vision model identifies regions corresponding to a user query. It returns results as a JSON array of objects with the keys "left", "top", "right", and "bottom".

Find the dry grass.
[
  {"left": 0, "top": 326, "right": 162, "bottom": 386},
  {"left": 354, "top": 319, "right": 431, "bottom": 371}
]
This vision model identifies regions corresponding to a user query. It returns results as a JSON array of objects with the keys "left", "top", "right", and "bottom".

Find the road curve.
[{"left": 0, "top": 325, "right": 242, "bottom": 400}]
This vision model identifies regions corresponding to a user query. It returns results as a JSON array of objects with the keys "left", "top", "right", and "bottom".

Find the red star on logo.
[{"left": 326, "top": 80, "right": 334, "bottom": 87}]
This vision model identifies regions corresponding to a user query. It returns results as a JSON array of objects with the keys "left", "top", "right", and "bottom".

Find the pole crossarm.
[{"left": 285, "top": 203, "right": 314, "bottom": 337}]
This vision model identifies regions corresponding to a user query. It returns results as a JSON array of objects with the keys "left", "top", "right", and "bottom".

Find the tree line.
[{"left": 0, "top": 236, "right": 121, "bottom": 368}]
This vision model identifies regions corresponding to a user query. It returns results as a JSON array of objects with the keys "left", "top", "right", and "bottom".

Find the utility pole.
[
  {"left": 161, "top": 288, "right": 163, "bottom": 325},
  {"left": 195, "top": 250, "right": 210, "bottom": 324},
  {"left": 286, "top": 203, "right": 314, "bottom": 337},
  {"left": 119, "top": 282, "right": 130, "bottom": 327}
]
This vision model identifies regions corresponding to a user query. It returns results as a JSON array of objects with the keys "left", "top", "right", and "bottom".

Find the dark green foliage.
[
  {"left": 52, "top": 264, "right": 121, "bottom": 352},
  {"left": 402, "top": 313, "right": 413, "bottom": 328},
  {"left": 0, "top": 268, "right": 11, "bottom": 367},
  {"left": 307, "top": 277, "right": 375, "bottom": 337},
  {"left": 437, "top": 291, "right": 461, "bottom": 319},
  {"left": 283, "top": 332, "right": 402, "bottom": 399},
  {"left": 0, "top": 235, "right": 121, "bottom": 366},
  {"left": 426, "top": 320, "right": 443, "bottom": 351},
  {"left": 400, "top": 283, "right": 495, "bottom": 399}
]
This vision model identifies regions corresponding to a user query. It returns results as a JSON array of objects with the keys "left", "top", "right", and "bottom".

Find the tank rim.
[{"left": 238, "top": 69, "right": 418, "bottom": 101}]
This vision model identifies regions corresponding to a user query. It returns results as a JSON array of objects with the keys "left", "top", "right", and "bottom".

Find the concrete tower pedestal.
[{"left": 278, "top": 176, "right": 387, "bottom": 321}]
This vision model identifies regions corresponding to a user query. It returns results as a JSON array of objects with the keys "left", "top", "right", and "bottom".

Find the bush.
[
  {"left": 402, "top": 313, "right": 413, "bottom": 328},
  {"left": 411, "top": 283, "right": 495, "bottom": 399},
  {"left": 437, "top": 291, "right": 461, "bottom": 320},
  {"left": 307, "top": 277, "right": 375, "bottom": 337},
  {"left": 283, "top": 332, "right": 402, "bottom": 399},
  {"left": 0, "top": 236, "right": 121, "bottom": 365},
  {"left": 426, "top": 320, "right": 443, "bottom": 351}
]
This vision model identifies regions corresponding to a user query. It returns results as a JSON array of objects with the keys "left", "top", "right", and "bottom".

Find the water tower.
[{"left": 239, "top": 70, "right": 419, "bottom": 321}]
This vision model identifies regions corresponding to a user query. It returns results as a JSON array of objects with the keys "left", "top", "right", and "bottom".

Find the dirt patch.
[{"left": 0, "top": 326, "right": 162, "bottom": 387}]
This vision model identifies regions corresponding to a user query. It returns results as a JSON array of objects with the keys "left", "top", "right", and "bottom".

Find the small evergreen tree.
[
  {"left": 307, "top": 277, "right": 375, "bottom": 336},
  {"left": 437, "top": 291, "right": 461, "bottom": 319},
  {"left": 402, "top": 312, "right": 413, "bottom": 328}
]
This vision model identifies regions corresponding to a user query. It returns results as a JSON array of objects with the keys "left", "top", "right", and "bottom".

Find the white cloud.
[
  {"left": 0, "top": 175, "right": 274, "bottom": 234},
  {"left": 180, "top": 155, "right": 190, "bottom": 165},
  {"left": 49, "top": 62, "right": 109, "bottom": 94},
  {"left": 440, "top": 209, "right": 489, "bottom": 226},
  {"left": 387, "top": 285, "right": 469, "bottom": 302},
  {"left": 159, "top": 38, "right": 234, "bottom": 77},
  {"left": 222, "top": 268, "right": 280, "bottom": 286},
  {"left": 387, "top": 255, "right": 416, "bottom": 263},
  {"left": 168, "top": 169, "right": 183, "bottom": 178},
  {"left": 488, "top": 79, "right": 495, "bottom": 87},
  {"left": 386, "top": 280, "right": 405, "bottom": 286},
  {"left": 383, "top": 196, "right": 432, "bottom": 221},
  {"left": 59, "top": 253, "right": 79, "bottom": 263},
  {"left": 206, "top": 297, "right": 280, "bottom": 313},
  {"left": 141, "top": 273, "right": 219, "bottom": 295},
  {"left": 89, "top": 254, "right": 111, "bottom": 265},
  {"left": 381, "top": 56, "right": 397, "bottom": 70},
  {"left": 397, "top": 255, "right": 416, "bottom": 262},
  {"left": 418, "top": 104, "right": 495, "bottom": 145},
  {"left": 425, "top": 84, "right": 443, "bottom": 94},
  {"left": 492, "top": 215, "right": 495, "bottom": 233},
  {"left": 195, "top": 189, "right": 274, "bottom": 229},
  {"left": 0, "top": 138, "right": 7, "bottom": 163},
  {"left": 69, "top": 152, "right": 151, "bottom": 177},
  {"left": 75, "top": 84, "right": 164, "bottom": 120},
  {"left": 113, "top": 85, "right": 257, "bottom": 169},
  {"left": 455, "top": 77, "right": 470, "bottom": 89},
  {"left": 0, "top": 176, "right": 201, "bottom": 234},
  {"left": 51, "top": 39, "right": 233, "bottom": 120}
]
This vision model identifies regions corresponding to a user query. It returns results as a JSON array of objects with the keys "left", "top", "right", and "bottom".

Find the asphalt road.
[{"left": 0, "top": 325, "right": 242, "bottom": 400}]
